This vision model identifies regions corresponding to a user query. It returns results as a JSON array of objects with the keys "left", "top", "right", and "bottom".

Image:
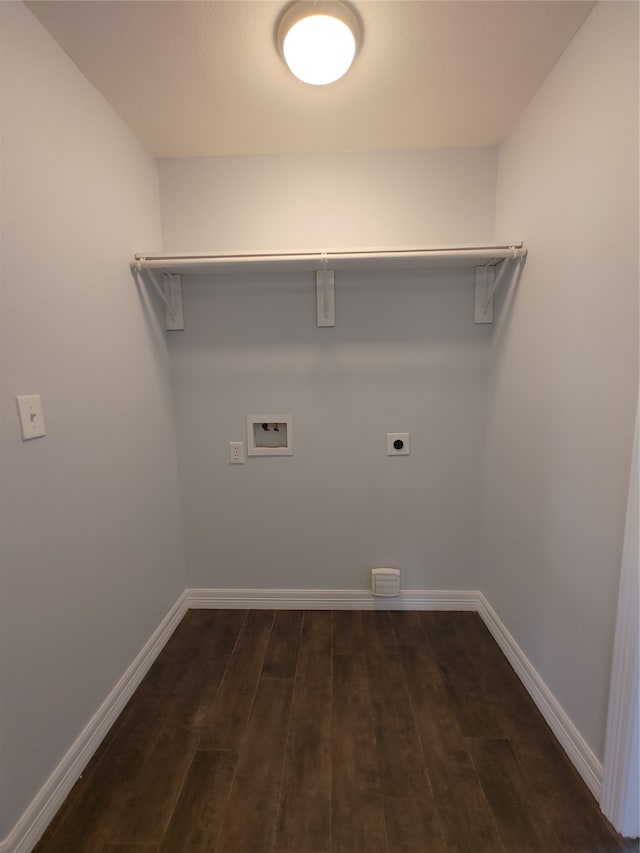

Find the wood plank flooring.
[{"left": 34, "top": 610, "right": 636, "bottom": 853}]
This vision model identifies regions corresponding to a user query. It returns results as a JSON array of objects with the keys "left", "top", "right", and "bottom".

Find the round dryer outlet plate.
[{"left": 386, "top": 432, "right": 410, "bottom": 455}]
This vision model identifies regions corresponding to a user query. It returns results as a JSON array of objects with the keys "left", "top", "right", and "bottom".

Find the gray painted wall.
[
  {"left": 158, "top": 149, "right": 499, "bottom": 592},
  {"left": 2, "top": 0, "right": 637, "bottom": 844},
  {"left": 0, "top": 3, "right": 185, "bottom": 837},
  {"left": 484, "top": 0, "right": 638, "bottom": 761}
]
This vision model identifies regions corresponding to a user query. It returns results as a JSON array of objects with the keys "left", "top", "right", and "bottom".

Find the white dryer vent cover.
[{"left": 371, "top": 568, "right": 401, "bottom": 597}]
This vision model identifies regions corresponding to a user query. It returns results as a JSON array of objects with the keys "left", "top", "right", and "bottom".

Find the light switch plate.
[{"left": 16, "top": 395, "right": 46, "bottom": 440}]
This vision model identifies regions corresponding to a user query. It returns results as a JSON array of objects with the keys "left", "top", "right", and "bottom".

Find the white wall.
[
  {"left": 4, "top": 0, "right": 634, "bottom": 842},
  {"left": 158, "top": 148, "right": 497, "bottom": 253},
  {"left": 0, "top": 3, "right": 185, "bottom": 840},
  {"left": 158, "top": 149, "right": 498, "bottom": 591},
  {"left": 484, "top": 0, "right": 638, "bottom": 762}
]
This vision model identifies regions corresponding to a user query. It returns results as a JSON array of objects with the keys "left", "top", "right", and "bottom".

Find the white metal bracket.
[
  {"left": 316, "top": 266, "right": 335, "bottom": 327},
  {"left": 474, "top": 249, "right": 526, "bottom": 324},
  {"left": 131, "top": 263, "right": 184, "bottom": 331},
  {"left": 474, "top": 264, "right": 496, "bottom": 323},
  {"left": 161, "top": 273, "right": 184, "bottom": 330}
]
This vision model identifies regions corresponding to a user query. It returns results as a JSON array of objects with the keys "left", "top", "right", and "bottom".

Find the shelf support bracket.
[
  {"left": 316, "top": 262, "right": 335, "bottom": 327},
  {"left": 474, "top": 253, "right": 522, "bottom": 324},
  {"left": 131, "top": 263, "right": 184, "bottom": 330},
  {"left": 474, "top": 264, "right": 496, "bottom": 324},
  {"left": 161, "top": 273, "right": 184, "bottom": 330},
  {"left": 148, "top": 269, "right": 184, "bottom": 330}
]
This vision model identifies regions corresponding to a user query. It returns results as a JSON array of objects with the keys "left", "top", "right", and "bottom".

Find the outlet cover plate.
[
  {"left": 387, "top": 432, "right": 410, "bottom": 455},
  {"left": 229, "top": 441, "right": 245, "bottom": 464}
]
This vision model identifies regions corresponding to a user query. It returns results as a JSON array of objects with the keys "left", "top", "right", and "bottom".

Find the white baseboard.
[
  {"left": 0, "top": 591, "right": 188, "bottom": 853},
  {"left": 186, "top": 587, "right": 481, "bottom": 610},
  {"left": 476, "top": 592, "right": 603, "bottom": 799},
  {"left": 2, "top": 586, "right": 604, "bottom": 852}
]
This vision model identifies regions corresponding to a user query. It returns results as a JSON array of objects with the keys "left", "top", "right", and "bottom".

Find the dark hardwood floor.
[{"left": 34, "top": 609, "right": 637, "bottom": 853}]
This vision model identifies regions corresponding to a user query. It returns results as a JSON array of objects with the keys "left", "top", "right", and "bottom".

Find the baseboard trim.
[
  {"left": 476, "top": 592, "right": 603, "bottom": 799},
  {"left": 0, "top": 591, "right": 188, "bottom": 853},
  {"left": 186, "top": 587, "right": 481, "bottom": 610}
]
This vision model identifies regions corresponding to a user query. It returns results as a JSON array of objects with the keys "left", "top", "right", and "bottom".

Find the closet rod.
[{"left": 131, "top": 244, "right": 526, "bottom": 274}]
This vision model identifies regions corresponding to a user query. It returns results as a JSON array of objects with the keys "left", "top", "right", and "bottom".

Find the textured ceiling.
[{"left": 26, "top": 0, "right": 595, "bottom": 158}]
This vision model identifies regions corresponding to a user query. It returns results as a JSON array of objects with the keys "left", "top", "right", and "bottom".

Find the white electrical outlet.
[
  {"left": 229, "top": 441, "right": 245, "bottom": 464},
  {"left": 16, "top": 395, "right": 46, "bottom": 440},
  {"left": 386, "top": 432, "right": 410, "bottom": 455}
]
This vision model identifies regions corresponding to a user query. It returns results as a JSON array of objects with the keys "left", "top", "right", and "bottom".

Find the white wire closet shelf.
[{"left": 130, "top": 243, "right": 527, "bottom": 329}]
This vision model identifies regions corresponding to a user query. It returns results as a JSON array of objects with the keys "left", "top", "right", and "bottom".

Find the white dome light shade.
[{"left": 278, "top": 3, "right": 360, "bottom": 86}]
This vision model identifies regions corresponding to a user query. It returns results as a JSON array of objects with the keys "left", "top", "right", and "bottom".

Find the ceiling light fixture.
[{"left": 277, "top": 1, "right": 361, "bottom": 86}]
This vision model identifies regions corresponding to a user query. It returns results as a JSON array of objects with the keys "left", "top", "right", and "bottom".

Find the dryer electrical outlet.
[{"left": 386, "top": 433, "right": 410, "bottom": 455}]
